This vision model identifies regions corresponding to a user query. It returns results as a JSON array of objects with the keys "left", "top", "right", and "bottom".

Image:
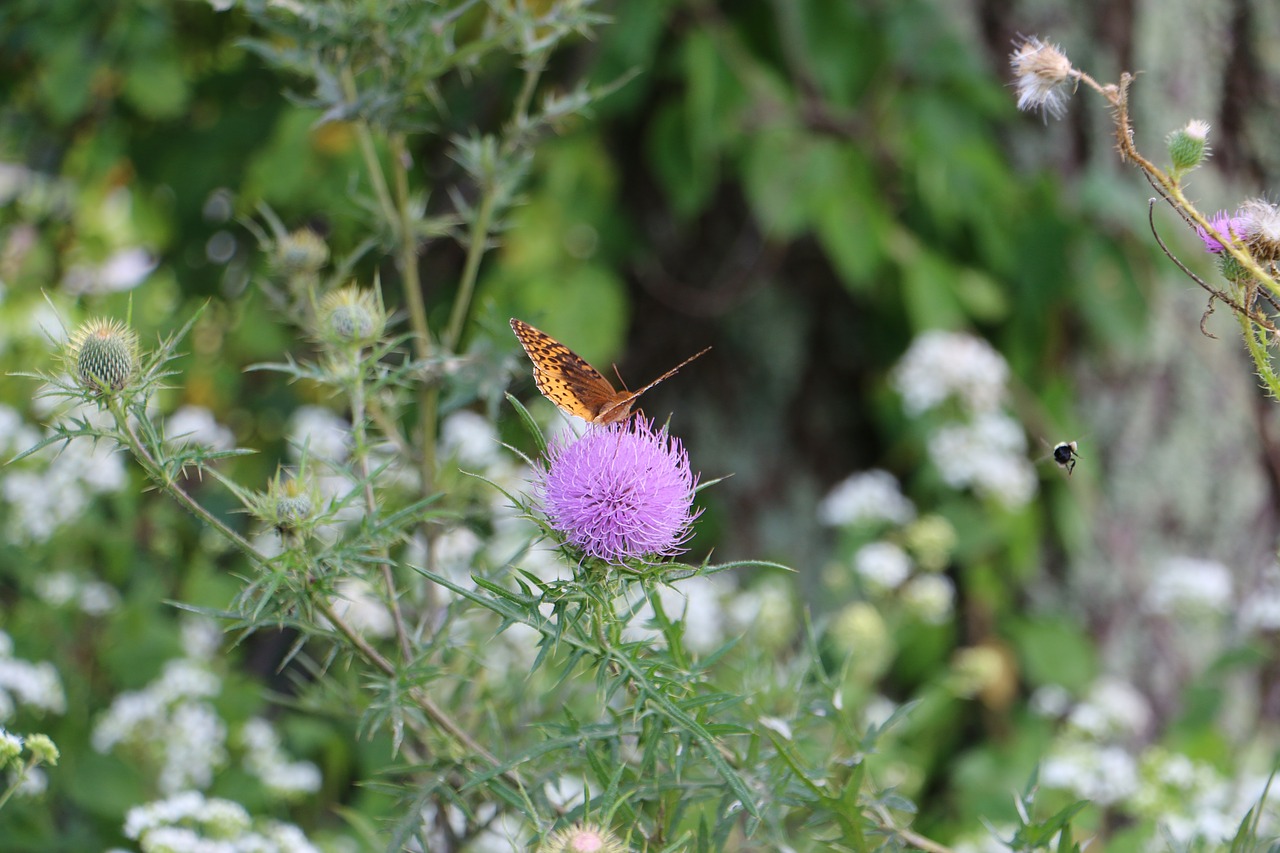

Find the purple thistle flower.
[
  {"left": 537, "top": 417, "right": 701, "bottom": 564},
  {"left": 1197, "top": 210, "right": 1244, "bottom": 254}
]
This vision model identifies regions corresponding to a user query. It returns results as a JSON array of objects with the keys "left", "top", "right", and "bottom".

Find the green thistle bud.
[
  {"left": 23, "top": 733, "right": 58, "bottom": 766},
  {"left": 1167, "top": 120, "right": 1211, "bottom": 176},
  {"left": 273, "top": 228, "right": 329, "bottom": 278},
  {"left": 318, "top": 285, "right": 386, "bottom": 347},
  {"left": 250, "top": 472, "right": 319, "bottom": 538},
  {"left": 67, "top": 318, "right": 140, "bottom": 395},
  {"left": 1217, "top": 252, "right": 1250, "bottom": 285},
  {"left": 540, "top": 822, "right": 630, "bottom": 853}
]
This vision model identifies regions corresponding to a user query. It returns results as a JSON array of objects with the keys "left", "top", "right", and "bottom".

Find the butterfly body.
[{"left": 510, "top": 318, "right": 709, "bottom": 424}]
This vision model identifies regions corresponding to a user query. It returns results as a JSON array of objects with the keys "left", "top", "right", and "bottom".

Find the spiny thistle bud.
[
  {"left": 273, "top": 228, "right": 329, "bottom": 278},
  {"left": 1010, "top": 36, "right": 1075, "bottom": 120},
  {"left": 540, "top": 822, "right": 630, "bottom": 853},
  {"left": 250, "top": 472, "right": 319, "bottom": 537},
  {"left": 1217, "top": 252, "right": 1251, "bottom": 285},
  {"left": 317, "top": 285, "right": 386, "bottom": 348},
  {"left": 66, "top": 318, "right": 140, "bottom": 395},
  {"left": 1167, "top": 120, "right": 1211, "bottom": 175},
  {"left": 1238, "top": 199, "right": 1280, "bottom": 261}
]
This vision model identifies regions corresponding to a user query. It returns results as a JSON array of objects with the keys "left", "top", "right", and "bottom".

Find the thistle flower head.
[
  {"left": 1237, "top": 198, "right": 1280, "bottom": 261},
  {"left": 1196, "top": 209, "right": 1245, "bottom": 255},
  {"left": 66, "top": 318, "right": 140, "bottom": 395},
  {"left": 317, "top": 285, "right": 386, "bottom": 347},
  {"left": 272, "top": 228, "right": 329, "bottom": 278},
  {"left": 1010, "top": 36, "right": 1075, "bottom": 119},
  {"left": 537, "top": 417, "right": 700, "bottom": 565},
  {"left": 540, "top": 822, "right": 630, "bottom": 853}
]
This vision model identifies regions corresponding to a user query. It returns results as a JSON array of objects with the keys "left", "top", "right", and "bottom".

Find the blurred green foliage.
[{"left": 4, "top": 0, "right": 1270, "bottom": 850}]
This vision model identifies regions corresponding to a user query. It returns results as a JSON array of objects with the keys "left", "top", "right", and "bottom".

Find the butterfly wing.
[{"left": 510, "top": 319, "right": 620, "bottom": 421}]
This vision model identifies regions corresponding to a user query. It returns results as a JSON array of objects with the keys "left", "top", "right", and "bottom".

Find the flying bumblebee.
[{"left": 1049, "top": 440, "right": 1079, "bottom": 476}]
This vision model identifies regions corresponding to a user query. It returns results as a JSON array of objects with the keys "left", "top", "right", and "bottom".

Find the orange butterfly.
[{"left": 510, "top": 318, "right": 710, "bottom": 425}]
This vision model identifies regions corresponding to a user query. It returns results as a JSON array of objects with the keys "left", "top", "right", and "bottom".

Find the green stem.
[
  {"left": 347, "top": 350, "right": 414, "bottom": 662},
  {"left": 110, "top": 398, "right": 263, "bottom": 564},
  {"left": 386, "top": 132, "right": 439, "bottom": 499},
  {"left": 444, "top": 188, "right": 497, "bottom": 353}
]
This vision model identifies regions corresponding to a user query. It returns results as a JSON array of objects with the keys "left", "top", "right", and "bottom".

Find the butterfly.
[{"left": 510, "top": 318, "right": 710, "bottom": 424}]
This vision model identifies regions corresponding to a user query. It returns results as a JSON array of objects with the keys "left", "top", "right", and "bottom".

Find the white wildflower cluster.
[
  {"left": 818, "top": 469, "right": 916, "bottom": 528},
  {"left": 327, "top": 578, "right": 397, "bottom": 639},
  {"left": 94, "top": 633, "right": 321, "bottom": 803},
  {"left": 899, "top": 573, "right": 956, "bottom": 625},
  {"left": 853, "top": 541, "right": 912, "bottom": 590},
  {"left": 1143, "top": 556, "right": 1233, "bottom": 617},
  {"left": 0, "top": 630, "right": 67, "bottom": 721},
  {"left": 33, "top": 570, "right": 120, "bottom": 615},
  {"left": 0, "top": 404, "right": 128, "bottom": 543},
  {"left": 122, "top": 791, "right": 319, "bottom": 853},
  {"left": 92, "top": 658, "right": 228, "bottom": 794},
  {"left": 1040, "top": 677, "right": 1151, "bottom": 809},
  {"left": 1135, "top": 751, "right": 1275, "bottom": 850},
  {"left": 62, "top": 246, "right": 157, "bottom": 295},
  {"left": 238, "top": 718, "right": 322, "bottom": 799},
  {"left": 287, "top": 405, "right": 352, "bottom": 464},
  {"left": 164, "top": 405, "right": 235, "bottom": 451},
  {"left": 892, "top": 332, "right": 1037, "bottom": 509},
  {"left": 417, "top": 800, "right": 532, "bottom": 853},
  {"left": 1041, "top": 741, "right": 1140, "bottom": 806},
  {"left": 893, "top": 330, "right": 1011, "bottom": 416},
  {"left": 440, "top": 409, "right": 500, "bottom": 469},
  {"left": 1241, "top": 563, "right": 1280, "bottom": 632},
  {"left": 622, "top": 575, "right": 731, "bottom": 655}
]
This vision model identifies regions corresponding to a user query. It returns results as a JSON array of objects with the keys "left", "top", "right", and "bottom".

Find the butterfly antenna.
[
  {"left": 622, "top": 346, "right": 712, "bottom": 403},
  {"left": 612, "top": 363, "right": 630, "bottom": 391}
]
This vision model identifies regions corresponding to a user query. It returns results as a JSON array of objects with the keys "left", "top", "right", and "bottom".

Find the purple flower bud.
[{"left": 537, "top": 418, "right": 701, "bottom": 564}]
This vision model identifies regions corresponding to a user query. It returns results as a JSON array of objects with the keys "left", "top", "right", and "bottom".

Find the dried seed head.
[{"left": 1010, "top": 36, "right": 1075, "bottom": 119}]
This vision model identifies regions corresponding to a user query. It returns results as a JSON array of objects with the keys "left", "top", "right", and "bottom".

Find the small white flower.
[
  {"left": 901, "top": 573, "right": 955, "bottom": 624},
  {"left": 818, "top": 469, "right": 916, "bottom": 527},
  {"left": 441, "top": 410, "right": 500, "bottom": 469},
  {"left": 287, "top": 406, "right": 351, "bottom": 463},
  {"left": 1067, "top": 677, "right": 1151, "bottom": 739},
  {"left": 1041, "top": 742, "right": 1139, "bottom": 805},
  {"left": 853, "top": 541, "right": 912, "bottom": 590},
  {"left": 165, "top": 405, "right": 235, "bottom": 451},
  {"left": 893, "top": 330, "right": 1010, "bottom": 415},
  {"left": 1145, "top": 556, "right": 1233, "bottom": 616}
]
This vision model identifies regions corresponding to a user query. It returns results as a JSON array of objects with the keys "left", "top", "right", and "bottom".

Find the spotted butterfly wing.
[{"left": 509, "top": 318, "right": 709, "bottom": 424}]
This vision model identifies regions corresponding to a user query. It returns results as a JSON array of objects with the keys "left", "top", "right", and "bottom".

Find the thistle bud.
[
  {"left": 317, "top": 285, "right": 386, "bottom": 348},
  {"left": 251, "top": 473, "right": 319, "bottom": 538},
  {"left": 1167, "top": 120, "right": 1211, "bottom": 176},
  {"left": 66, "top": 318, "right": 140, "bottom": 395},
  {"left": 272, "top": 228, "right": 329, "bottom": 278}
]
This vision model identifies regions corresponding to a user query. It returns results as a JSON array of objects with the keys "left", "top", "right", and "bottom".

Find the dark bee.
[{"left": 1051, "top": 440, "right": 1079, "bottom": 476}]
